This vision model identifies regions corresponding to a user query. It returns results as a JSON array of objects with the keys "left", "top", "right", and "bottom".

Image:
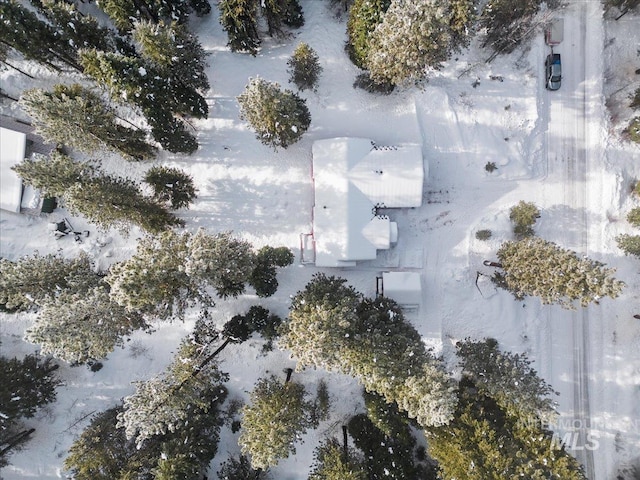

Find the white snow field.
[{"left": 1, "top": 1, "right": 639, "bottom": 479}]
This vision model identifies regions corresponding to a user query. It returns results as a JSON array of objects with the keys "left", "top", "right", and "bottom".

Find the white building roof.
[
  {"left": 312, "top": 138, "right": 424, "bottom": 267},
  {"left": 0, "top": 127, "right": 26, "bottom": 213}
]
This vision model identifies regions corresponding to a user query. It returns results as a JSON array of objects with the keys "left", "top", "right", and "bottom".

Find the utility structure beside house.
[
  {"left": 306, "top": 137, "right": 425, "bottom": 267},
  {"left": 0, "top": 116, "right": 55, "bottom": 214}
]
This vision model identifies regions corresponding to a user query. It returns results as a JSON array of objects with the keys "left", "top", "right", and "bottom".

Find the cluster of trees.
[
  {"left": 0, "top": 233, "right": 293, "bottom": 365},
  {"left": 345, "top": 0, "right": 546, "bottom": 87},
  {"left": 13, "top": 152, "right": 185, "bottom": 234},
  {"left": 2, "top": 0, "right": 211, "bottom": 154},
  {"left": 219, "top": 0, "right": 304, "bottom": 55},
  {"left": 625, "top": 86, "right": 640, "bottom": 143},
  {"left": 427, "top": 338, "right": 585, "bottom": 478},
  {"left": 0, "top": 350, "right": 60, "bottom": 467},
  {"left": 235, "top": 41, "right": 322, "bottom": 149},
  {"left": 65, "top": 327, "right": 228, "bottom": 479},
  {"left": 617, "top": 182, "right": 640, "bottom": 257}
]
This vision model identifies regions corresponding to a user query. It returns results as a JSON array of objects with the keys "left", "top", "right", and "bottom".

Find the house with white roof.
[{"left": 309, "top": 137, "right": 425, "bottom": 267}]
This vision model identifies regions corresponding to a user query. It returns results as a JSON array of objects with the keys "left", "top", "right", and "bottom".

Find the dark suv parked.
[{"left": 545, "top": 53, "right": 562, "bottom": 90}]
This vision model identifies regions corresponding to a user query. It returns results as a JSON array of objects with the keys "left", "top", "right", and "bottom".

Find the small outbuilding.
[
  {"left": 379, "top": 271, "right": 422, "bottom": 307},
  {"left": 0, "top": 117, "right": 55, "bottom": 214},
  {"left": 310, "top": 137, "right": 425, "bottom": 267}
]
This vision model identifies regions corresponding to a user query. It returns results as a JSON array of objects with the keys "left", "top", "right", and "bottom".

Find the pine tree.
[
  {"left": 0, "top": 252, "right": 101, "bottom": 312},
  {"left": 282, "top": 275, "right": 457, "bottom": 428},
  {"left": 0, "top": 352, "right": 60, "bottom": 468},
  {"left": 117, "top": 338, "right": 228, "bottom": 447},
  {"left": 308, "top": 438, "right": 368, "bottom": 480},
  {"left": 133, "top": 20, "right": 210, "bottom": 93},
  {"left": 0, "top": 0, "right": 75, "bottom": 71},
  {"left": 495, "top": 237, "right": 625, "bottom": 308},
  {"left": 219, "top": 0, "right": 261, "bottom": 54},
  {"left": 346, "top": 0, "right": 391, "bottom": 69},
  {"left": 347, "top": 409, "right": 435, "bottom": 480},
  {"left": 456, "top": 338, "right": 557, "bottom": 420},
  {"left": 426, "top": 377, "right": 586, "bottom": 480},
  {"left": 626, "top": 207, "right": 640, "bottom": 227},
  {"left": 479, "top": 0, "right": 543, "bottom": 55},
  {"left": 66, "top": 175, "right": 182, "bottom": 234},
  {"left": 237, "top": 77, "right": 311, "bottom": 149},
  {"left": 25, "top": 287, "right": 147, "bottom": 364},
  {"left": 35, "top": 0, "right": 117, "bottom": 54},
  {"left": 249, "top": 245, "right": 294, "bottom": 297},
  {"left": 144, "top": 165, "right": 197, "bottom": 209},
  {"left": 79, "top": 48, "right": 202, "bottom": 153},
  {"left": 65, "top": 398, "right": 223, "bottom": 480},
  {"left": 106, "top": 231, "right": 199, "bottom": 319},
  {"left": 12, "top": 151, "right": 92, "bottom": 198},
  {"left": 366, "top": 0, "right": 453, "bottom": 86},
  {"left": 288, "top": 42, "right": 322, "bottom": 92},
  {"left": 239, "top": 375, "right": 316, "bottom": 470},
  {"left": 185, "top": 230, "right": 256, "bottom": 298},
  {"left": 261, "top": 0, "right": 304, "bottom": 37},
  {"left": 447, "top": 0, "right": 476, "bottom": 51},
  {"left": 616, "top": 234, "right": 640, "bottom": 258},
  {"left": 509, "top": 200, "right": 540, "bottom": 239},
  {"left": 20, "top": 84, "right": 156, "bottom": 160},
  {"left": 218, "top": 455, "right": 270, "bottom": 480}
]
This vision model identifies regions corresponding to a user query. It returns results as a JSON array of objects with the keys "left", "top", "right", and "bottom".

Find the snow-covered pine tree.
[
  {"left": 79, "top": 48, "right": 201, "bottom": 153},
  {"left": 366, "top": 0, "right": 453, "bottom": 86},
  {"left": 346, "top": 0, "right": 391, "bottom": 69},
  {"left": 144, "top": 165, "right": 197, "bottom": 209},
  {"left": 308, "top": 438, "right": 368, "bottom": 480},
  {"left": 249, "top": 245, "right": 294, "bottom": 297},
  {"left": 282, "top": 274, "right": 362, "bottom": 369},
  {"left": 25, "top": 287, "right": 147, "bottom": 364},
  {"left": 261, "top": 0, "right": 304, "bottom": 37},
  {"left": 495, "top": 237, "right": 625, "bottom": 308},
  {"left": 219, "top": 0, "right": 261, "bottom": 54},
  {"left": 509, "top": 200, "right": 540, "bottom": 239},
  {"left": 20, "top": 84, "right": 156, "bottom": 160},
  {"left": 217, "top": 455, "right": 270, "bottom": 480},
  {"left": 456, "top": 338, "right": 557, "bottom": 421},
  {"left": 65, "top": 174, "right": 183, "bottom": 234},
  {"left": 133, "top": 20, "right": 210, "bottom": 93},
  {"left": 237, "top": 77, "right": 311, "bottom": 149},
  {"left": 35, "top": 0, "right": 117, "bottom": 55},
  {"left": 0, "top": 351, "right": 60, "bottom": 468},
  {"left": 616, "top": 234, "right": 640, "bottom": 258},
  {"left": 287, "top": 42, "right": 322, "bottom": 92},
  {"left": 12, "top": 151, "right": 92, "bottom": 198},
  {"left": 478, "top": 0, "right": 543, "bottom": 55},
  {"left": 0, "top": 0, "right": 75, "bottom": 71},
  {"left": 0, "top": 252, "right": 101, "bottom": 312},
  {"left": 238, "top": 375, "right": 315, "bottom": 470},
  {"left": 106, "top": 231, "right": 199, "bottom": 319},
  {"left": 117, "top": 338, "right": 228, "bottom": 447},
  {"left": 447, "top": 0, "right": 477, "bottom": 51},
  {"left": 185, "top": 229, "right": 256, "bottom": 298},
  {"left": 426, "top": 376, "right": 587, "bottom": 479},
  {"left": 627, "top": 207, "right": 640, "bottom": 227},
  {"left": 282, "top": 275, "right": 457, "bottom": 428}
]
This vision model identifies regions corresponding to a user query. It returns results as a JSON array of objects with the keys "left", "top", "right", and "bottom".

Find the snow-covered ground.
[{"left": 1, "top": 1, "right": 639, "bottom": 478}]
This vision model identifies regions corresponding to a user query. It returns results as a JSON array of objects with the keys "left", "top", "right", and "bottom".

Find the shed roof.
[
  {"left": 382, "top": 271, "right": 422, "bottom": 306},
  {"left": 0, "top": 127, "right": 26, "bottom": 213}
]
